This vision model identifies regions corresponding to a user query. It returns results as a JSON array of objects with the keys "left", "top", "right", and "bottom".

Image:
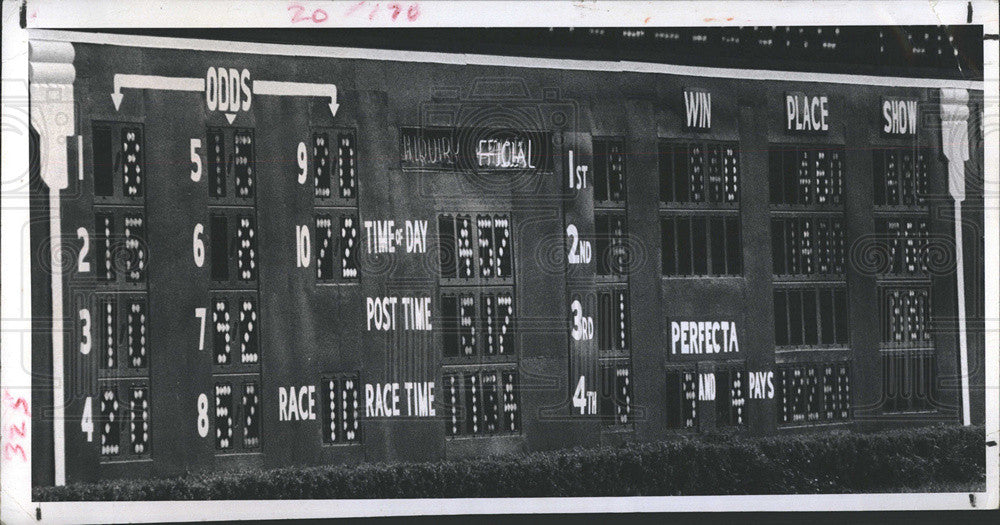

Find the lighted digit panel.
[
  {"left": 242, "top": 382, "right": 261, "bottom": 448},
  {"left": 778, "top": 363, "right": 851, "bottom": 425},
  {"left": 214, "top": 383, "right": 234, "bottom": 450},
  {"left": 88, "top": 120, "right": 153, "bottom": 467},
  {"left": 772, "top": 217, "right": 846, "bottom": 276},
  {"left": 874, "top": 150, "right": 928, "bottom": 206},
  {"left": 594, "top": 139, "right": 627, "bottom": 203},
  {"left": 206, "top": 125, "right": 263, "bottom": 456},
  {"left": 682, "top": 372, "right": 698, "bottom": 428},
  {"left": 878, "top": 218, "right": 930, "bottom": 275},
  {"left": 321, "top": 376, "right": 361, "bottom": 444},
  {"left": 598, "top": 288, "right": 629, "bottom": 354},
  {"left": 881, "top": 287, "right": 932, "bottom": 346},
  {"left": 125, "top": 299, "right": 148, "bottom": 368},
  {"left": 129, "top": 386, "right": 150, "bottom": 455},
  {"left": 822, "top": 364, "right": 851, "bottom": 420},
  {"left": 595, "top": 212, "right": 628, "bottom": 276},
  {"left": 445, "top": 369, "right": 519, "bottom": 437},
  {"left": 99, "top": 387, "right": 120, "bottom": 456},
  {"left": 315, "top": 215, "right": 335, "bottom": 279},
  {"left": 337, "top": 132, "right": 357, "bottom": 199},
  {"left": 233, "top": 131, "right": 255, "bottom": 198},
  {"left": 501, "top": 371, "right": 519, "bottom": 432},
  {"left": 213, "top": 299, "right": 232, "bottom": 365},
  {"left": 98, "top": 296, "right": 117, "bottom": 369},
  {"left": 313, "top": 132, "right": 331, "bottom": 198},
  {"left": 769, "top": 146, "right": 844, "bottom": 206},
  {"left": 239, "top": 298, "right": 259, "bottom": 364},
  {"left": 339, "top": 214, "right": 359, "bottom": 278},
  {"left": 482, "top": 292, "right": 514, "bottom": 355}
]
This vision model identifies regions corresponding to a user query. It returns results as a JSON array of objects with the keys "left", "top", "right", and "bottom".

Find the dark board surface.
[{"left": 31, "top": 37, "right": 985, "bottom": 485}]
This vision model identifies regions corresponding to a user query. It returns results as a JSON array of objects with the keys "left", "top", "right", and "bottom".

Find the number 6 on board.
[{"left": 193, "top": 223, "right": 205, "bottom": 267}]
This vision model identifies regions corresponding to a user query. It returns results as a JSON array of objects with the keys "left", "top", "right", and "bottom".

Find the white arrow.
[
  {"left": 111, "top": 74, "right": 204, "bottom": 111},
  {"left": 253, "top": 80, "right": 339, "bottom": 117}
]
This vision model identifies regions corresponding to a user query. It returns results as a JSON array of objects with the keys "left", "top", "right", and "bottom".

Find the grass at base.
[{"left": 34, "top": 424, "right": 986, "bottom": 501}]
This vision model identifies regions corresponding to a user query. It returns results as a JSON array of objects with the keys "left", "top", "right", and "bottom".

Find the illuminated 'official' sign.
[{"left": 400, "top": 127, "right": 553, "bottom": 171}]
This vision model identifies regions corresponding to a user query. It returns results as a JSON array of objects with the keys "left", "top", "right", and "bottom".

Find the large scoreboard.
[{"left": 29, "top": 29, "right": 985, "bottom": 486}]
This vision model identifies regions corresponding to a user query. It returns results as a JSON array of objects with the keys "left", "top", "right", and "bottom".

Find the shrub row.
[{"left": 34, "top": 424, "right": 985, "bottom": 501}]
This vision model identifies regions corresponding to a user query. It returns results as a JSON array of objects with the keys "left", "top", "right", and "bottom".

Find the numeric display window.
[
  {"left": 321, "top": 375, "right": 361, "bottom": 444},
  {"left": 98, "top": 382, "right": 152, "bottom": 458},
  {"left": 93, "top": 211, "right": 147, "bottom": 285},
  {"left": 661, "top": 214, "right": 741, "bottom": 277},
  {"left": 313, "top": 130, "right": 358, "bottom": 202},
  {"left": 242, "top": 382, "right": 261, "bottom": 448},
  {"left": 773, "top": 286, "right": 849, "bottom": 348},
  {"left": 315, "top": 213, "right": 360, "bottom": 281},
  {"left": 715, "top": 367, "right": 748, "bottom": 427},
  {"left": 441, "top": 289, "right": 515, "bottom": 359},
  {"left": 595, "top": 212, "right": 628, "bottom": 277},
  {"left": 214, "top": 383, "right": 235, "bottom": 450},
  {"left": 879, "top": 287, "right": 932, "bottom": 347},
  {"left": 665, "top": 369, "right": 698, "bottom": 429},
  {"left": 768, "top": 145, "right": 845, "bottom": 206},
  {"left": 881, "top": 351, "right": 937, "bottom": 413},
  {"left": 210, "top": 295, "right": 260, "bottom": 366},
  {"left": 873, "top": 149, "right": 928, "bottom": 206},
  {"left": 92, "top": 295, "right": 149, "bottom": 371},
  {"left": 206, "top": 127, "right": 255, "bottom": 202},
  {"left": 208, "top": 212, "right": 258, "bottom": 284},
  {"left": 659, "top": 140, "right": 740, "bottom": 205},
  {"left": 876, "top": 218, "right": 930, "bottom": 276},
  {"left": 91, "top": 122, "right": 145, "bottom": 200},
  {"left": 599, "top": 362, "right": 632, "bottom": 427},
  {"left": 128, "top": 386, "right": 150, "bottom": 455},
  {"left": 439, "top": 213, "right": 514, "bottom": 283},
  {"left": 593, "top": 138, "right": 627, "bottom": 204},
  {"left": 99, "top": 386, "right": 121, "bottom": 456},
  {"left": 442, "top": 368, "right": 519, "bottom": 437},
  {"left": 596, "top": 287, "right": 629, "bottom": 354},
  {"left": 771, "top": 216, "right": 846, "bottom": 277},
  {"left": 777, "top": 362, "right": 851, "bottom": 425}
]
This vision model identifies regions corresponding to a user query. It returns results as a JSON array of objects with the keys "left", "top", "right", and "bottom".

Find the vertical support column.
[
  {"left": 939, "top": 88, "right": 970, "bottom": 426},
  {"left": 29, "top": 40, "right": 77, "bottom": 485}
]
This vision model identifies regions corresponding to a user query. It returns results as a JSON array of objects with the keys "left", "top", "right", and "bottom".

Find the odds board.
[{"left": 28, "top": 28, "right": 985, "bottom": 486}]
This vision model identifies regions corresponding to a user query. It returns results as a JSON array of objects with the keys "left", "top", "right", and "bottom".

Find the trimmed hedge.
[{"left": 34, "top": 425, "right": 985, "bottom": 501}]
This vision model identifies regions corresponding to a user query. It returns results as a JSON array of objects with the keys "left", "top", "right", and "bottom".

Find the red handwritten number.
[
  {"left": 344, "top": 2, "right": 420, "bottom": 21},
  {"left": 289, "top": 4, "right": 328, "bottom": 23},
  {"left": 2, "top": 390, "right": 30, "bottom": 463},
  {"left": 7, "top": 422, "right": 26, "bottom": 439},
  {"left": 288, "top": 4, "right": 308, "bottom": 22},
  {"left": 4, "top": 443, "right": 27, "bottom": 462},
  {"left": 2, "top": 390, "right": 30, "bottom": 417}
]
